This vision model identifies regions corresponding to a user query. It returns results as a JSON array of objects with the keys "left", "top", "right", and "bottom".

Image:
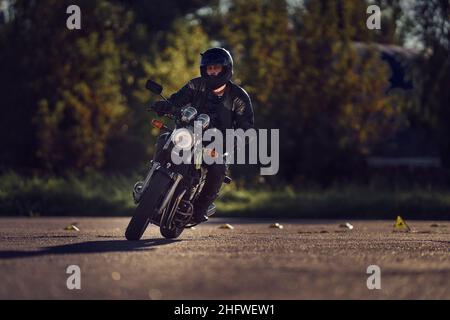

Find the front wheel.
[{"left": 125, "top": 171, "right": 172, "bottom": 241}]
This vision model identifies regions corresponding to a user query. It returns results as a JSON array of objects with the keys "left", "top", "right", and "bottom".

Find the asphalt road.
[{"left": 0, "top": 217, "right": 449, "bottom": 299}]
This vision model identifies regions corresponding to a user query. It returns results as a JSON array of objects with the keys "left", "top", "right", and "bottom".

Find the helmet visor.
[{"left": 200, "top": 53, "right": 230, "bottom": 67}]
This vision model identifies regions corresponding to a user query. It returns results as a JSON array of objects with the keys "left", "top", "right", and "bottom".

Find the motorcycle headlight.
[
  {"left": 196, "top": 113, "right": 210, "bottom": 129},
  {"left": 171, "top": 128, "right": 194, "bottom": 150},
  {"left": 181, "top": 106, "right": 198, "bottom": 123}
]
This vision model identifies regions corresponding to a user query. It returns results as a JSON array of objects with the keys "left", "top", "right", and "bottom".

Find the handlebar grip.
[{"left": 146, "top": 105, "right": 176, "bottom": 119}]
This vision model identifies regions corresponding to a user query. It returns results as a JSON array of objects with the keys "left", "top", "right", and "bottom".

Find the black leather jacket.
[{"left": 168, "top": 77, "right": 254, "bottom": 132}]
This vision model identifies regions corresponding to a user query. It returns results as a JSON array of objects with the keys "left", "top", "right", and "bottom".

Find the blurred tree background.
[{"left": 0, "top": 0, "right": 448, "bottom": 191}]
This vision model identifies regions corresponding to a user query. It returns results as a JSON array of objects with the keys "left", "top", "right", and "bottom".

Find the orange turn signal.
[
  {"left": 206, "top": 149, "right": 218, "bottom": 158},
  {"left": 151, "top": 119, "right": 164, "bottom": 129}
]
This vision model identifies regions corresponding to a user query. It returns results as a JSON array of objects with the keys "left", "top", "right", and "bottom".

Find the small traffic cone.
[{"left": 393, "top": 216, "right": 411, "bottom": 232}]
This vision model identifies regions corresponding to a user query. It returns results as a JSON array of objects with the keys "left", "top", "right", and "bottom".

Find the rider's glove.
[{"left": 151, "top": 100, "right": 172, "bottom": 115}]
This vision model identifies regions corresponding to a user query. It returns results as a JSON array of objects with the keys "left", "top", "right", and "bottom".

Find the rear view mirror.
[{"left": 145, "top": 80, "right": 163, "bottom": 95}]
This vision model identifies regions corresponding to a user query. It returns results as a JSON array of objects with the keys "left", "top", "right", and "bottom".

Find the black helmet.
[{"left": 200, "top": 47, "right": 233, "bottom": 90}]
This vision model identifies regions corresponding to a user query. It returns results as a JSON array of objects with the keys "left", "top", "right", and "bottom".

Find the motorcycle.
[{"left": 125, "top": 80, "right": 232, "bottom": 240}]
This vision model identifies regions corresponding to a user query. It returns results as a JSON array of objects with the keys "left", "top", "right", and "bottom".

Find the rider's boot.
[{"left": 191, "top": 194, "right": 217, "bottom": 224}]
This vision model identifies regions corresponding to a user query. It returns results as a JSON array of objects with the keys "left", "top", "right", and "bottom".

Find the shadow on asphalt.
[{"left": 0, "top": 238, "right": 180, "bottom": 259}]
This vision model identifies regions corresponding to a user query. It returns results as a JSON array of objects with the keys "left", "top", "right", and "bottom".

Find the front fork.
[{"left": 132, "top": 160, "right": 161, "bottom": 204}]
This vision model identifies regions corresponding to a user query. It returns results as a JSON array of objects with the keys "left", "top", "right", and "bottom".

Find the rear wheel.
[
  {"left": 160, "top": 224, "right": 184, "bottom": 239},
  {"left": 125, "top": 171, "right": 172, "bottom": 241}
]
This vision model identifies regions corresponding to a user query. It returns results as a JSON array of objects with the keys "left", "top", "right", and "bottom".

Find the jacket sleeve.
[
  {"left": 233, "top": 90, "right": 255, "bottom": 131},
  {"left": 167, "top": 80, "right": 196, "bottom": 109}
]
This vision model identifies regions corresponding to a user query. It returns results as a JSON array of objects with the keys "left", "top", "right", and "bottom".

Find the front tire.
[{"left": 125, "top": 171, "right": 172, "bottom": 241}]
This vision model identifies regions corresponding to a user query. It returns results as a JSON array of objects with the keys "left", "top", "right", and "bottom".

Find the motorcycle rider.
[{"left": 151, "top": 47, "right": 254, "bottom": 224}]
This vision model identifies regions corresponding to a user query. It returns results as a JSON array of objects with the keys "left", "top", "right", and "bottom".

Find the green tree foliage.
[
  {"left": 35, "top": 30, "right": 128, "bottom": 170},
  {"left": 0, "top": 0, "right": 214, "bottom": 173},
  {"left": 104, "top": 18, "right": 212, "bottom": 172},
  {"left": 100, "top": 1, "right": 216, "bottom": 173},
  {"left": 0, "top": 0, "right": 445, "bottom": 188},
  {"left": 296, "top": 1, "right": 401, "bottom": 180},
  {"left": 142, "top": 19, "right": 211, "bottom": 95},
  {"left": 223, "top": 0, "right": 298, "bottom": 120},
  {"left": 406, "top": 0, "right": 450, "bottom": 166},
  {"left": 222, "top": 0, "right": 402, "bottom": 183},
  {"left": 221, "top": 0, "right": 300, "bottom": 183},
  {"left": 0, "top": 0, "right": 133, "bottom": 172}
]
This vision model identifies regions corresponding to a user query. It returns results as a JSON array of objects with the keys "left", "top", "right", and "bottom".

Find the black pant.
[
  {"left": 194, "top": 162, "right": 226, "bottom": 214},
  {"left": 154, "top": 133, "right": 226, "bottom": 214}
]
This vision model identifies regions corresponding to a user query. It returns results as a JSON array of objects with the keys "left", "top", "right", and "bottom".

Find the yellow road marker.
[
  {"left": 393, "top": 216, "right": 411, "bottom": 232},
  {"left": 64, "top": 224, "right": 80, "bottom": 231},
  {"left": 219, "top": 224, "right": 234, "bottom": 229},
  {"left": 339, "top": 222, "right": 354, "bottom": 230},
  {"left": 269, "top": 223, "right": 284, "bottom": 229}
]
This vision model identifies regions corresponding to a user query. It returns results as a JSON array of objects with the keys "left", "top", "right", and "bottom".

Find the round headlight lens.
[
  {"left": 181, "top": 106, "right": 198, "bottom": 123},
  {"left": 171, "top": 128, "right": 194, "bottom": 150},
  {"left": 196, "top": 113, "right": 210, "bottom": 129}
]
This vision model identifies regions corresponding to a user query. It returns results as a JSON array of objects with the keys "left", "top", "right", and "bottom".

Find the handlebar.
[{"left": 147, "top": 106, "right": 181, "bottom": 120}]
